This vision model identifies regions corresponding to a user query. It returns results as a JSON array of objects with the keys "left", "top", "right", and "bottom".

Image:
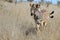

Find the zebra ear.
[
  {"left": 38, "top": 4, "right": 40, "bottom": 6},
  {"left": 30, "top": 3, "right": 33, "bottom": 7},
  {"left": 46, "top": 3, "right": 49, "bottom": 7},
  {"left": 50, "top": 11, "right": 54, "bottom": 15},
  {"left": 49, "top": 11, "right": 54, "bottom": 18},
  {"left": 30, "top": 3, "right": 32, "bottom": 7},
  {"left": 50, "top": 15, "right": 54, "bottom": 18},
  {"left": 30, "top": 3, "right": 35, "bottom": 7}
]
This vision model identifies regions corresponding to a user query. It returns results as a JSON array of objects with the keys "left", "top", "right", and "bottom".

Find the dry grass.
[{"left": 0, "top": 1, "right": 60, "bottom": 40}]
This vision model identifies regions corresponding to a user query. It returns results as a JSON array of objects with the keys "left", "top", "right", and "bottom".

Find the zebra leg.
[
  {"left": 41, "top": 20, "right": 47, "bottom": 30},
  {"left": 36, "top": 24, "right": 40, "bottom": 31}
]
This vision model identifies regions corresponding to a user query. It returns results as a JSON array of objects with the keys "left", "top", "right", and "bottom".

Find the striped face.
[
  {"left": 30, "top": 3, "right": 54, "bottom": 28},
  {"left": 30, "top": 4, "right": 35, "bottom": 16},
  {"left": 30, "top": 3, "right": 54, "bottom": 18},
  {"left": 30, "top": 4, "right": 40, "bottom": 16}
]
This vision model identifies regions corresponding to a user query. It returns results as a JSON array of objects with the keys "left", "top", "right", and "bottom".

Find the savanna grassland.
[{"left": 0, "top": 1, "right": 60, "bottom": 40}]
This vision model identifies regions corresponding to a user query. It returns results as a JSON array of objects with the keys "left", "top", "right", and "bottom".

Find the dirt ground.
[{"left": 0, "top": 1, "right": 60, "bottom": 40}]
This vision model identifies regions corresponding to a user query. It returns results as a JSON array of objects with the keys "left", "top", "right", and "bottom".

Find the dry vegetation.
[{"left": 0, "top": 1, "right": 60, "bottom": 40}]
